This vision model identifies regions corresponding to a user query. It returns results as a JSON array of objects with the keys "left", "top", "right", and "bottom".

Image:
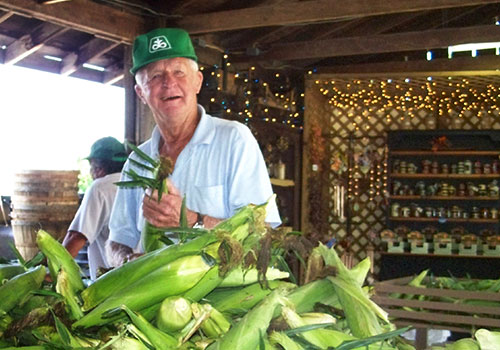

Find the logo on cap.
[{"left": 149, "top": 36, "right": 171, "bottom": 53}]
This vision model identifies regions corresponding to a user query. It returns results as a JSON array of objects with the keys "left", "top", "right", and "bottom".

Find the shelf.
[
  {"left": 390, "top": 173, "right": 500, "bottom": 179},
  {"left": 270, "top": 178, "right": 295, "bottom": 187},
  {"left": 381, "top": 251, "right": 500, "bottom": 259},
  {"left": 389, "top": 217, "right": 498, "bottom": 223},
  {"left": 390, "top": 195, "right": 499, "bottom": 201},
  {"left": 390, "top": 150, "right": 500, "bottom": 156}
]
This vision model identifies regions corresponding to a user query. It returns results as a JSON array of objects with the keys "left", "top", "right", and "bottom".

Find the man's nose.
[{"left": 160, "top": 73, "right": 175, "bottom": 88}]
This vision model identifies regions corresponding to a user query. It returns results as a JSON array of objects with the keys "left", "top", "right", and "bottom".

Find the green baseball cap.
[
  {"left": 86, "top": 137, "right": 127, "bottom": 162},
  {"left": 130, "top": 28, "right": 198, "bottom": 75}
]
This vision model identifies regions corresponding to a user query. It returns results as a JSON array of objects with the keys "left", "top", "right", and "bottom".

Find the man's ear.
[
  {"left": 195, "top": 70, "right": 203, "bottom": 94},
  {"left": 134, "top": 84, "right": 147, "bottom": 105}
]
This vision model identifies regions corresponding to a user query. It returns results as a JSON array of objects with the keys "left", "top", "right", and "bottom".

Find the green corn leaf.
[
  {"left": 335, "top": 327, "right": 411, "bottom": 350},
  {"left": 127, "top": 142, "right": 158, "bottom": 167},
  {"left": 128, "top": 158, "right": 156, "bottom": 172},
  {"left": 158, "top": 227, "right": 209, "bottom": 235},
  {"left": 51, "top": 309, "right": 72, "bottom": 346},
  {"left": 285, "top": 323, "right": 337, "bottom": 336},
  {"left": 8, "top": 241, "right": 26, "bottom": 266},
  {"left": 158, "top": 235, "right": 176, "bottom": 246},
  {"left": 114, "top": 180, "right": 150, "bottom": 188},
  {"left": 180, "top": 196, "right": 188, "bottom": 228},
  {"left": 258, "top": 329, "right": 266, "bottom": 350},
  {"left": 274, "top": 255, "right": 297, "bottom": 285},
  {"left": 25, "top": 251, "right": 45, "bottom": 269},
  {"left": 31, "top": 289, "right": 65, "bottom": 300}
]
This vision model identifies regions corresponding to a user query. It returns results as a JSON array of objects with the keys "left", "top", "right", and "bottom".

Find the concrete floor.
[{"left": 0, "top": 225, "right": 16, "bottom": 260}]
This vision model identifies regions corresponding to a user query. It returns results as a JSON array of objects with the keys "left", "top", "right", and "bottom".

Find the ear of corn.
[
  {"left": 109, "top": 335, "right": 150, "bottom": 350},
  {"left": 208, "top": 288, "right": 287, "bottom": 350},
  {"left": 285, "top": 278, "right": 341, "bottom": 315},
  {"left": 299, "top": 312, "right": 337, "bottom": 325},
  {"left": 81, "top": 232, "right": 218, "bottom": 311},
  {"left": 315, "top": 244, "right": 390, "bottom": 338},
  {"left": 194, "top": 304, "right": 231, "bottom": 339},
  {"left": 281, "top": 305, "right": 354, "bottom": 349},
  {"left": 327, "top": 275, "right": 386, "bottom": 338},
  {"left": 349, "top": 257, "right": 371, "bottom": 286},
  {"left": 0, "top": 265, "right": 46, "bottom": 315},
  {"left": 55, "top": 268, "right": 84, "bottom": 321},
  {"left": 206, "top": 280, "right": 295, "bottom": 315},
  {"left": 36, "top": 230, "right": 84, "bottom": 293},
  {"left": 120, "top": 304, "right": 178, "bottom": 350},
  {"left": 0, "top": 263, "right": 26, "bottom": 282},
  {"left": 445, "top": 338, "right": 480, "bottom": 350},
  {"left": 74, "top": 254, "right": 213, "bottom": 328},
  {"left": 219, "top": 267, "right": 289, "bottom": 288},
  {"left": 269, "top": 331, "right": 304, "bottom": 350},
  {"left": 183, "top": 266, "right": 222, "bottom": 302},
  {"left": 475, "top": 328, "right": 500, "bottom": 350},
  {"left": 156, "top": 296, "right": 192, "bottom": 333}
]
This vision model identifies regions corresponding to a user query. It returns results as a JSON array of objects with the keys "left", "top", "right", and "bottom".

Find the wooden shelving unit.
[{"left": 384, "top": 130, "right": 500, "bottom": 263}]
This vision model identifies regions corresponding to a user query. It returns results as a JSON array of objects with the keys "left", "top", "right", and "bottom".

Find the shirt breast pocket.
[{"left": 192, "top": 185, "right": 225, "bottom": 219}]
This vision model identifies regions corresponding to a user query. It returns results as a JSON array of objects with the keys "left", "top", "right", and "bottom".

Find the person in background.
[
  {"left": 63, "top": 137, "right": 127, "bottom": 280},
  {"left": 107, "top": 28, "right": 281, "bottom": 266}
]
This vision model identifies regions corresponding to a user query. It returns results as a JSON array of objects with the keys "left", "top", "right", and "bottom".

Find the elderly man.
[{"left": 107, "top": 28, "right": 280, "bottom": 265}]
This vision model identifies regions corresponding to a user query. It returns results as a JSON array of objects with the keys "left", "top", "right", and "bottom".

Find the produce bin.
[{"left": 373, "top": 276, "right": 500, "bottom": 349}]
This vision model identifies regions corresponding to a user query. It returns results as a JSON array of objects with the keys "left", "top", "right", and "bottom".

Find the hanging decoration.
[{"left": 315, "top": 77, "right": 500, "bottom": 128}]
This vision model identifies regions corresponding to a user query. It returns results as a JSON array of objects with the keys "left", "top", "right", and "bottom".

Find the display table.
[{"left": 379, "top": 252, "right": 500, "bottom": 281}]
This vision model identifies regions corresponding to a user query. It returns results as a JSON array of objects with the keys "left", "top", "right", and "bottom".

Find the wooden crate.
[{"left": 373, "top": 276, "right": 500, "bottom": 334}]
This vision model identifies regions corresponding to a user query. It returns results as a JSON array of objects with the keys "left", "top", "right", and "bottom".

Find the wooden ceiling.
[{"left": 1, "top": 0, "right": 500, "bottom": 87}]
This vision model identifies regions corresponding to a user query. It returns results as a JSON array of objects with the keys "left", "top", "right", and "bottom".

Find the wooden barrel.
[{"left": 10, "top": 170, "right": 80, "bottom": 260}]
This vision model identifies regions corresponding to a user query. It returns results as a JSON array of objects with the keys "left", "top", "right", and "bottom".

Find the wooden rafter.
[
  {"left": 61, "top": 39, "right": 120, "bottom": 76},
  {"left": 4, "top": 22, "right": 68, "bottom": 65},
  {"left": 319, "top": 55, "right": 500, "bottom": 74},
  {"left": 176, "top": 0, "right": 500, "bottom": 33},
  {"left": 103, "top": 63, "right": 124, "bottom": 85},
  {"left": 240, "top": 24, "right": 500, "bottom": 62},
  {"left": 0, "top": 0, "right": 145, "bottom": 43},
  {"left": 0, "top": 10, "right": 14, "bottom": 23}
]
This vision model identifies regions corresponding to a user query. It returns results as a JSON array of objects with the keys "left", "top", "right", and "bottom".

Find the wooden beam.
[
  {"left": 0, "top": 0, "right": 145, "bottom": 43},
  {"left": 0, "top": 10, "right": 14, "bottom": 23},
  {"left": 318, "top": 55, "right": 500, "bottom": 74},
  {"left": 60, "top": 39, "right": 120, "bottom": 76},
  {"left": 4, "top": 22, "right": 67, "bottom": 65},
  {"left": 177, "top": 0, "right": 500, "bottom": 34},
  {"left": 103, "top": 63, "right": 124, "bottom": 85},
  {"left": 242, "top": 25, "right": 500, "bottom": 62}
]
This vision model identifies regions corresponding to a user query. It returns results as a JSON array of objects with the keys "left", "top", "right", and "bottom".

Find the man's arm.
[{"left": 62, "top": 230, "right": 87, "bottom": 258}]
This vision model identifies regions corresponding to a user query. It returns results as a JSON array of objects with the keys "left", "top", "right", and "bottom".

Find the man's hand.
[
  {"left": 106, "top": 241, "right": 138, "bottom": 267},
  {"left": 142, "top": 179, "right": 197, "bottom": 227}
]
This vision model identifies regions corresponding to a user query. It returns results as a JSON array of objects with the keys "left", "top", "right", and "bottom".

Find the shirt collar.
[{"left": 150, "top": 104, "right": 214, "bottom": 156}]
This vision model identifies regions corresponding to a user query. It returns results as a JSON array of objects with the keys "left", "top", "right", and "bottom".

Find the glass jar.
[
  {"left": 391, "top": 203, "right": 400, "bottom": 217},
  {"left": 491, "top": 208, "right": 498, "bottom": 219},
  {"left": 464, "top": 160, "right": 472, "bottom": 174}
]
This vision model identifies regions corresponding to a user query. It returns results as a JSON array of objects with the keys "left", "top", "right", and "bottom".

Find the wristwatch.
[{"left": 194, "top": 212, "right": 204, "bottom": 228}]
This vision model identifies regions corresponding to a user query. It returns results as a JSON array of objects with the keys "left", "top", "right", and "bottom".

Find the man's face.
[
  {"left": 89, "top": 159, "right": 105, "bottom": 180},
  {"left": 134, "top": 57, "right": 203, "bottom": 124}
]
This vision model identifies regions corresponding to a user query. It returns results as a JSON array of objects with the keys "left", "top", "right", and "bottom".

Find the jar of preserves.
[
  {"left": 464, "top": 160, "right": 472, "bottom": 174},
  {"left": 474, "top": 161, "right": 482, "bottom": 174},
  {"left": 391, "top": 203, "right": 400, "bottom": 217},
  {"left": 490, "top": 208, "right": 498, "bottom": 219}
]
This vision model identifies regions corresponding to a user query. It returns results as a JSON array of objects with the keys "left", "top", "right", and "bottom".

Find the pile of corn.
[{"left": 1, "top": 202, "right": 493, "bottom": 349}]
